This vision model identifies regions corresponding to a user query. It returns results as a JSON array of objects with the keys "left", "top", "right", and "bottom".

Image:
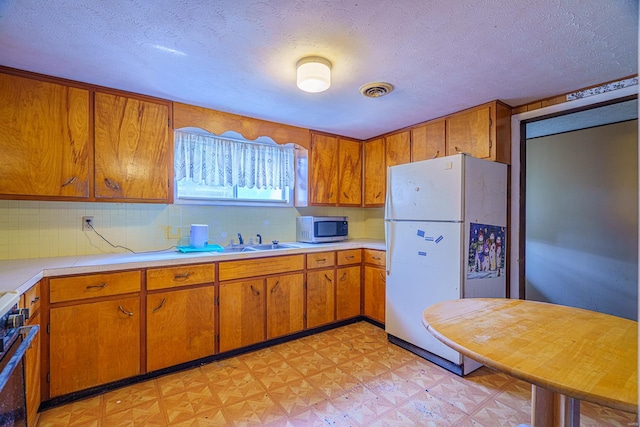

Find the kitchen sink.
[{"left": 220, "top": 243, "right": 298, "bottom": 253}]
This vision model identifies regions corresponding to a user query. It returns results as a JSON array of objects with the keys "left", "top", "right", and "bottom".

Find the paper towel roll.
[{"left": 189, "top": 224, "right": 208, "bottom": 248}]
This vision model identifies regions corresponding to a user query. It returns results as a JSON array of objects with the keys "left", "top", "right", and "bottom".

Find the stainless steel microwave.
[{"left": 296, "top": 216, "right": 348, "bottom": 243}]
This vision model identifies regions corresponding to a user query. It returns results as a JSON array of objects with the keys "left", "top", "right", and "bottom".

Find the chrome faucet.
[
  {"left": 256, "top": 234, "right": 262, "bottom": 244},
  {"left": 237, "top": 233, "right": 244, "bottom": 245}
]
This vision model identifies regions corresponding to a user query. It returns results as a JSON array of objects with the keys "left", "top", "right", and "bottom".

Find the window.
[{"left": 174, "top": 129, "right": 295, "bottom": 206}]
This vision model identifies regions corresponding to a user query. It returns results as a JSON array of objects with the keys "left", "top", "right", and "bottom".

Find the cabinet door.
[
  {"left": 446, "top": 106, "right": 491, "bottom": 159},
  {"left": 338, "top": 139, "right": 362, "bottom": 206},
  {"left": 363, "top": 137, "right": 386, "bottom": 206},
  {"left": 94, "top": 92, "right": 170, "bottom": 201},
  {"left": 336, "top": 266, "right": 361, "bottom": 320},
  {"left": 219, "top": 279, "right": 265, "bottom": 352},
  {"left": 0, "top": 73, "right": 89, "bottom": 198},
  {"left": 309, "top": 133, "right": 339, "bottom": 205},
  {"left": 147, "top": 286, "right": 215, "bottom": 372},
  {"left": 385, "top": 131, "right": 411, "bottom": 167},
  {"left": 25, "top": 312, "right": 40, "bottom": 427},
  {"left": 306, "top": 269, "right": 335, "bottom": 328},
  {"left": 364, "top": 266, "right": 386, "bottom": 323},
  {"left": 266, "top": 274, "right": 304, "bottom": 339},
  {"left": 49, "top": 296, "right": 141, "bottom": 397},
  {"left": 412, "top": 121, "right": 446, "bottom": 162}
]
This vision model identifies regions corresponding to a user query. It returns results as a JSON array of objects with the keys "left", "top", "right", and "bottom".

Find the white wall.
[{"left": 525, "top": 120, "right": 638, "bottom": 320}]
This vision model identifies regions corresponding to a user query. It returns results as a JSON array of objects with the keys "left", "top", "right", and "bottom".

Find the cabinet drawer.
[
  {"left": 306, "top": 252, "right": 335, "bottom": 269},
  {"left": 337, "top": 249, "right": 362, "bottom": 265},
  {"left": 20, "top": 281, "right": 41, "bottom": 316},
  {"left": 364, "top": 249, "right": 386, "bottom": 267},
  {"left": 146, "top": 264, "right": 214, "bottom": 290},
  {"left": 50, "top": 271, "right": 141, "bottom": 303},
  {"left": 219, "top": 255, "right": 304, "bottom": 281}
]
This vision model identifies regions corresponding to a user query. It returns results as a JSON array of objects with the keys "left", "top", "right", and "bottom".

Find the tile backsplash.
[{"left": 0, "top": 200, "right": 384, "bottom": 260}]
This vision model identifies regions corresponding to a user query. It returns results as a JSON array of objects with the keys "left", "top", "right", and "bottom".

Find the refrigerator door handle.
[
  {"left": 385, "top": 220, "right": 392, "bottom": 276},
  {"left": 384, "top": 167, "right": 391, "bottom": 220}
]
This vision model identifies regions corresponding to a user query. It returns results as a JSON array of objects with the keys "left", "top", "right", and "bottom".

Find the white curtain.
[{"left": 174, "top": 130, "right": 294, "bottom": 190}]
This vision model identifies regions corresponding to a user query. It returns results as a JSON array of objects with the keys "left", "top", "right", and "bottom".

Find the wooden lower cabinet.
[
  {"left": 146, "top": 286, "right": 215, "bottom": 372},
  {"left": 219, "top": 279, "right": 265, "bottom": 352},
  {"left": 364, "top": 265, "right": 386, "bottom": 323},
  {"left": 266, "top": 273, "right": 304, "bottom": 339},
  {"left": 49, "top": 296, "right": 141, "bottom": 397},
  {"left": 306, "top": 269, "right": 335, "bottom": 328},
  {"left": 25, "top": 311, "right": 40, "bottom": 427},
  {"left": 336, "top": 266, "right": 361, "bottom": 320}
]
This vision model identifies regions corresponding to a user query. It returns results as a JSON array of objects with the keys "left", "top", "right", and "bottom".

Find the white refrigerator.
[{"left": 384, "top": 154, "right": 507, "bottom": 375}]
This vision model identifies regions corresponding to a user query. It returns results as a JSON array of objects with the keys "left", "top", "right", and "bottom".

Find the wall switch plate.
[{"left": 82, "top": 216, "right": 94, "bottom": 231}]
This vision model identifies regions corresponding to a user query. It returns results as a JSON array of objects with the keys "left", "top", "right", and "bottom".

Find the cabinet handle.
[
  {"left": 346, "top": 255, "right": 354, "bottom": 260},
  {"left": 61, "top": 176, "right": 77, "bottom": 188},
  {"left": 174, "top": 273, "right": 191, "bottom": 280},
  {"left": 432, "top": 150, "right": 440, "bottom": 159},
  {"left": 86, "top": 283, "right": 107, "bottom": 290},
  {"left": 324, "top": 274, "right": 332, "bottom": 283},
  {"left": 118, "top": 305, "right": 134, "bottom": 316},
  {"left": 454, "top": 146, "right": 462, "bottom": 153},
  {"left": 104, "top": 178, "right": 121, "bottom": 190},
  {"left": 31, "top": 297, "right": 40, "bottom": 304},
  {"left": 372, "top": 256, "right": 381, "bottom": 260},
  {"left": 315, "top": 258, "right": 326, "bottom": 264},
  {"left": 328, "top": 192, "right": 334, "bottom": 198},
  {"left": 375, "top": 191, "right": 382, "bottom": 199},
  {"left": 152, "top": 298, "right": 166, "bottom": 313},
  {"left": 342, "top": 191, "right": 349, "bottom": 199},
  {"left": 250, "top": 285, "right": 260, "bottom": 296},
  {"left": 339, "top": 272, "right": 347, "bottom": 281},
  {"left": 270, "top": 281, "right": 280, "bottom": 294},
  {"left": 379, "top": 272, "right": 386, "bottom": 282}
]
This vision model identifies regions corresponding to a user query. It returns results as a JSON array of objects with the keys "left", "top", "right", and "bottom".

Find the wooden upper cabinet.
[
  {"left": 363, "top": 137, "right": 386, "bottom": 207},
  {"left": 309, "top": 133, "right": 339, "bottom": 205},
  {"left": 445, "top": 101, "right": 511, "bottom": 163},
  {"left": 385, "top": 131, "right": 411, "bottom": 167},
  {"left": 412, "top": 120, "right": 446, "bottom": 162},
  {"left": 338, "top": 138, "right": 362, "bottom": 206},
  {"left": 94, "top": 92, "right": 171, "bottom": 202},
  {"left": 446, "top": 106, "right": 491, "bottom": 159},
  {"left": 0, "top": 72, "right": 90, "bottom": 198}
]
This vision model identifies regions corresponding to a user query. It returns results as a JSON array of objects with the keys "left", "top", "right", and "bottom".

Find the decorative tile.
[
  {"left": 331, "top": 383, "right": 396, "bottom": 425},
  {"left": 156, "top": 368, "right": 211, "bottom": 397},
  {"left": 392, "top": 358, "right": 449, "bottom": 389},
  {"left": 238, "top": 347, "right": 285, "bottom": 371},
  {"left": 289, "top": 399, "right": 358, "bottom": 427},
  {"left": 103, "top": 380, "right": 161, "bottom": 416},
  {"left": 161, "top": 385, "right": 222, "bottom": 424},
  {"left": 101, "top": 399, "right": 167, "bottom": 426},
  {"left": 251, "top": 359, "right": 304, "bottom": 390},
  {"left": 580, "top": 400, "right": 639, "bottom": 427},
  {"left": 427, "top": 374, "right": 495, "bottom": 415},
  {"left": 209, "top": 371, "right": 266, "bottom": 406},
  {"left": 368, "top": 345, "right": 417, "bottom": 371},
  {"left": 364, "top": 371, "right": 423, "bottom": 406},
  {"left": 344, "top": 333, "right": 390, "bottom": 354},
  {"left": 287, "top": 350, "right": 336, "bottom": 377},
  {"left": 337, "top": 355, "right": 390, "bottom": 382},
  {"left": 271, "top": 340, "right": 316, "bottom": 359},
  {"left": 397, "top": 391, "right": 468, "bottom": 426},
  {"left": 317, "top": 341, "right": 365, "bottom": 364},
  {"left": 305, "top": 366, "right": 361, "bottom": 399},
  {"left": 267, "top": 378, "right": 328, "bottom": 416},
  {"left": 36, "top": 395, "right": 103, "bottom": 426},
  {"left": 367, "top": 409, "right": 421, "bottom": 426},
  {"left": 222, "top": 392, "right": 290, "bottom": 426},
  {"left": 169, "top": 408, "right": 231, "bottom": 426},
  {"left": 461, "top": 367, "right": 513, "bottom": 395},
  {"left": 200, "top": 357, "right": 252, "bottom": 381},
  {"left": 470, "top": 397, "right": 531, "bottom": 426}
]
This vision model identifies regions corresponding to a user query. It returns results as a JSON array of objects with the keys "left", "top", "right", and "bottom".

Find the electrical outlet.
[{"left": 82, "top": 216, "right": 94, "bottom": 231}]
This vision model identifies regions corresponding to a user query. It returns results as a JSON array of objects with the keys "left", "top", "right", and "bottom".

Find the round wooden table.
[{"left": 422, "top": 298, "right": 637, "bottom": 427}]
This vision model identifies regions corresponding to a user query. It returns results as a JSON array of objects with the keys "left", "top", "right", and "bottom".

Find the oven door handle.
[{"left": 0, "top": 325, "right": 39, "bottom": 395}]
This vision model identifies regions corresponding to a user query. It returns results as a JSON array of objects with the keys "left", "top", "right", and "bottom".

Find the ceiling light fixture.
[{"left": 296, "top": 56, "right": 331, "bottom": 93}]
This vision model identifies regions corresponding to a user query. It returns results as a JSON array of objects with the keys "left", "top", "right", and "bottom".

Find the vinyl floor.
[{"left": 37, "top": 321, "right": 637, "bottom": 426}]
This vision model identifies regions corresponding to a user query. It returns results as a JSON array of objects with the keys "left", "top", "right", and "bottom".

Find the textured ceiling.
[{"left": 0, "top": 0, "right": 637, "bottom": 140}]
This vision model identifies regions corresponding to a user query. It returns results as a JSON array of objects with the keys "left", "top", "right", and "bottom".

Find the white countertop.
[{"left": 0, "top": 239, "right": 385, "bottom": 295}]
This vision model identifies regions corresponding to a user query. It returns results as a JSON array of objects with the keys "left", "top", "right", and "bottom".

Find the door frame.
[{"left": 509, "top": 84, "right": 638, "bottom": 299}]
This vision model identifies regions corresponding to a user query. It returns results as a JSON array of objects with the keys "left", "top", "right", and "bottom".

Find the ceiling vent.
[{"left": 359, "top": 82, "right": 394, "bottom": 98}]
